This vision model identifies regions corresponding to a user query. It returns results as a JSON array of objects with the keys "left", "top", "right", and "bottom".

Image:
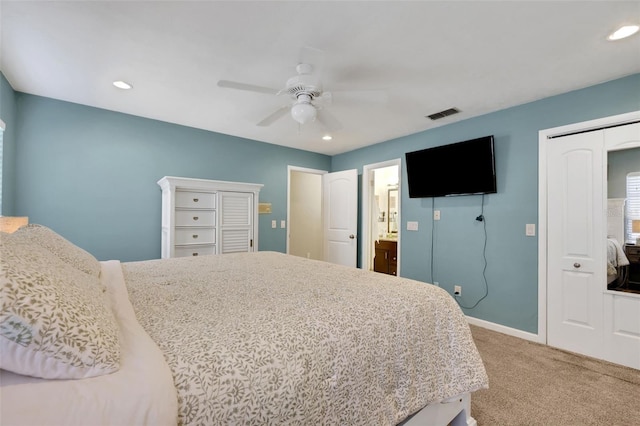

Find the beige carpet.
[{"left": 469, "top": 325, "right": 640, "bottom": 426}]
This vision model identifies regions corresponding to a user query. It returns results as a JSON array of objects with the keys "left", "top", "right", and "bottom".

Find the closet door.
[
  {"left": 547, "top": 130, "right": 605, "bottom": 359},
  {"left": 602, "top": 122, "right": 640, "bottom": 369},
  {"left": 219, "top": 191, "right": 255, "bottom": 253}
]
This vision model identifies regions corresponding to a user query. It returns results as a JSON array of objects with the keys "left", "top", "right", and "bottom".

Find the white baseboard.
[{"left": 465, "top": 315, "right": 545, "bottom": 344}]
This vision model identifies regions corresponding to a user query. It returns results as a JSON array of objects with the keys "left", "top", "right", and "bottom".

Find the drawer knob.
[
  {"left": 193, "top": 198, "right": 199, "bottom": 202},
  {"left": 573, "top": 262, "right": 581, "bottom": 268},
  {"left": 192, "top": 234, "right": 199, "bottom": 239},
  {"left": 193, "top": 216, "right": 199, "bottom": 221},
  {"left": 192, "top": 253, "right": 199, "bottom": 256}
]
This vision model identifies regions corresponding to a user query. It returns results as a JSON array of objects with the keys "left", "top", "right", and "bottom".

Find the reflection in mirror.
[
  {"left": 373, "top": 165, "right": 399, "bottom": 241},
  {"left": 388, "top": 188, "right": 398, "bottom": 234},
  {"left": 606, "top": 146, "right": 640, "bottom": 294}
]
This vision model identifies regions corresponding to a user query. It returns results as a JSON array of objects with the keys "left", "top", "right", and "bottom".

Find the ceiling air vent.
[{"left": 426, "top": 108, "right": 460, "bottom": 121}]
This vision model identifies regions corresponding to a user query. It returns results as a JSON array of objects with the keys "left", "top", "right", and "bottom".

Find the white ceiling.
[{"left": 1, "top": 1, "right": 639, "bottom": 156}]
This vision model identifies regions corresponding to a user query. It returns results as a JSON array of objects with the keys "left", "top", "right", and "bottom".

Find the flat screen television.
[{"left": 405, "top": 135, "right": 496, "bottom": 198}]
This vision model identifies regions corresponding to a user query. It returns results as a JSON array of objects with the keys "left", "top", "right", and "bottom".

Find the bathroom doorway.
[{"left": 362, "top": 159, "right": 401, "bottom": 274}]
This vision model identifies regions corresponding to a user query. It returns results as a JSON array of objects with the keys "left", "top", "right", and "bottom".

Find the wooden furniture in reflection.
[
  {"left": 374, "top": 239, "right": 397, "bottom": 276},
  {"left": 625, "top": 244, "right": 640, "bottom": 292}
]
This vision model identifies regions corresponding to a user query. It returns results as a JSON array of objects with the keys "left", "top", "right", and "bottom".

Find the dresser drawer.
[
  {"left": 175, "top": 228, "right": 215, "bottom": 245},
  {"left": 175, "top": 210, "right": 215, "bottom": 227},
  {"left": 175, "top": 191, "right": 216, "bottom": 209},
  {"left": 174, "top": 244, "right": 215, "bottom": 258}
]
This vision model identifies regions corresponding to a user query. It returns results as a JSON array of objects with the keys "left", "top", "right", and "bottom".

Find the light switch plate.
[
  {"left": 271, "top": 220, "right": 277, "bottom": 229},
  {"left": 407, "top": 221, "right": 419, "bottom": 231},
  {"left": 434, "top": 210, "right": 441, "bottom": 220},
  {"left": 280, "top": 220, "right": 286, "bottom": 229},
  {"left": 526, "top": 223, "right": 536, "bottom": 236}
]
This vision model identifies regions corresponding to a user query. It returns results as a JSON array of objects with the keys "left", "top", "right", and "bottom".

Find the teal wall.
[
  {"left": 3, "top": 72, "right": 639, "bottom": 334},
  {"left": 0, "top": 73, "right": 17, "bottom": 215},
  {"left": 10, "top": 93, "right": 330, "bottom": 261},
  {"left": 332, "top": 73, "right": 640, "bottom": 333}
]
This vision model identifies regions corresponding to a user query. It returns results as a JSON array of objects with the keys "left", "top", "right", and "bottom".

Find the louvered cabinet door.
[{"left": 219, "top": 191, "right": 255, "bottom": 253}]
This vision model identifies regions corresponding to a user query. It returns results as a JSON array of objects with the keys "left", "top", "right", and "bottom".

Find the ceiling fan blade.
[
  {"left": 316, "top": 109, "right": 343, "bottom": 132},
  {"left": 314, "top": 92, "right": 333, "bottom": 108},
  {"left": 217, "top": 80, "right": 280, "bottom": 95},
  {"left": 257, "top": 106, "right": 290, "bottom": 127}
]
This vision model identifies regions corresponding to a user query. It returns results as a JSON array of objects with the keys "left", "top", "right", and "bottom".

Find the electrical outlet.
[
  {"left": 454, "top": 285, "right": 461, "bottom": 296},
  {"left": 271, "top": 220, "right": 276, "bottom": 229}
]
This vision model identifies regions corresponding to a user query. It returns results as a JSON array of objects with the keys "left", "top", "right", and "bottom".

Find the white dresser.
[{"left": 157, "top": 176, "right": 263, "bottom": 259}]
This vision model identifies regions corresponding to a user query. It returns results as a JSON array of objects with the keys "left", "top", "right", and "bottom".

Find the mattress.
[{"left": 123, "top": 251, "right": 489, "bottom": 425}]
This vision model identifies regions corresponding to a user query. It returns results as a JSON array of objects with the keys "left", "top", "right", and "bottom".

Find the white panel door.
[
  {"left": 603, "top": 293, "right": 640, "bottom": 369},
  {"left": 219, "top": 191, "right": 254, "bottom": 253},
  {"left": 323, "top": 169, "right": 358, "bottom": 267},
  {"left": 547, "top": 130, "right": 605, "bottom": 358},
  {"left": 604, "top": 122, "right": 640, "bottom": 152},
  {"left": 602, "top": 122, "right": 640, "bottom": 369}
]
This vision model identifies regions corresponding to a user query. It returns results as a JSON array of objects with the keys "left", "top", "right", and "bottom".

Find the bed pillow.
[
  {"left": 11, "top": 224, "right": 102, "bottom": 277},
  {"left": 0, "top": 232, "right": 121, "bottom": 379}
]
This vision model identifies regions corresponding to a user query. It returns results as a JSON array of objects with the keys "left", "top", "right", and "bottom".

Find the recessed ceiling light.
[
  {"left": 113, "top": 80, "right": 133, "bottom": 90},
  {"left": 322, "top": 135, "right": 332, "bottom": 141},
  {"left": 607, "top": 25, "right": 639, "bottom": 41}
]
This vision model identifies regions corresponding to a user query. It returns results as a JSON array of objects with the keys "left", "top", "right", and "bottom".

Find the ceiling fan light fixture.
[
  {"left": 607, "top": 24, "right": 639, "bottom": 40},
  {"left": 291, "top": 98, "right": 316, "bottom": 125},
  {"left": 322, "top": 135, "right": 332, "bottom": 141}
]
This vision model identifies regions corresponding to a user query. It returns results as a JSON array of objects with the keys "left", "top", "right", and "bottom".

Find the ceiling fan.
[{"left": 217, "top": 47, "right": 384, "bottom": 132}]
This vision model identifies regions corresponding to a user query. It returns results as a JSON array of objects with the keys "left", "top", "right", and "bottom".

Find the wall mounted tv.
[{"left": 405, "top": 135, "right": 496, "bottom": 198}]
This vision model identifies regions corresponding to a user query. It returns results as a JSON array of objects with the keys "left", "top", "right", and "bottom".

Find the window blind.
[{"left": 626, "top": 172, "right": 640, "bottom": 242}]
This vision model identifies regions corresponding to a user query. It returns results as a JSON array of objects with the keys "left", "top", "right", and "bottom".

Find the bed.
[
  {"left": 1, "top": 224, "right": 488, "bottom": 426},
  {"left": 607, "top": 237, "right": 630, "bottom": 290},
  {"left": 606, "top": 199, "right": 630, "bottom": 290}
]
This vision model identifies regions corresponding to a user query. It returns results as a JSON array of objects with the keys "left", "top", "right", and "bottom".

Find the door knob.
[{"left": 349, "top": 234, "right": 355, "bottom": 239}]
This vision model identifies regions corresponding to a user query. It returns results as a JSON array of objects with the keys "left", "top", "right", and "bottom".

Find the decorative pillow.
[
  {"left": 0, "top": 232, "right": 121, "bottom": 379},
  {"left": 11, "top": 224, "right": 101, "bottom": 277}
]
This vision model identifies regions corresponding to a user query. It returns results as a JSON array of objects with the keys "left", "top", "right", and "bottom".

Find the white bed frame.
[{"left": 403, "top": 393, "right": 475, "bottom": 426}]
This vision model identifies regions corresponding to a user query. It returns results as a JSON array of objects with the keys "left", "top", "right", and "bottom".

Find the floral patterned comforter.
[{"left": 123, "top": 251, "right": 488, "bottom": 425}]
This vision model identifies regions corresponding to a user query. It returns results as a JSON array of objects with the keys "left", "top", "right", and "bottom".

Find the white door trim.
[
  {"left": 362, "top": 159, "right": 402, "bottom": 274},
  {"left": 538, "top": 110, "right": 640, "bottom": 344},
  {"left": 286, "top": 165, "right": 327, "bottom": 255}
]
